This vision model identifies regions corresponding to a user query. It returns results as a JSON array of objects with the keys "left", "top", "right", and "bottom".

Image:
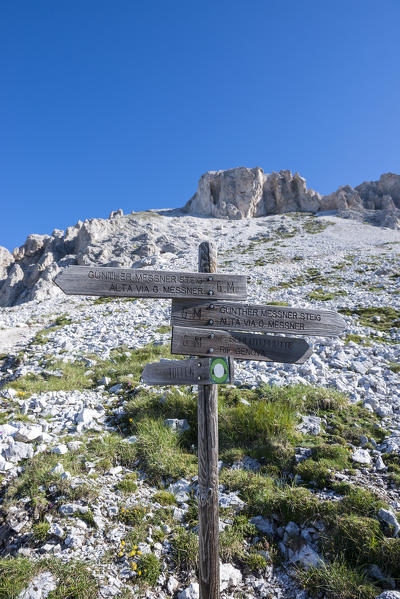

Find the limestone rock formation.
[
  {"left": 184, "top": 167, "right": 400, "bottom": 229},
  {"left": 321, "top": 173, "right": 400, "bottom": 229},
  {"left": 0, "top": 213, "right": 165, "bottom": 307},
  {"left": 184, "top": 167, "right": 321, "bottom": 219},
  {"left": 0, "top": 247, "right": 13, "bottom": 285}
]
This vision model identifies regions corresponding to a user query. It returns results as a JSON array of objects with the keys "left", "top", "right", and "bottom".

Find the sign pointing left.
[
  {"left": 53, "top": 266, "right": 247, "bottom": 300},
  {"left": 142, "top": 357, "right": 234, "bottom": 385}
]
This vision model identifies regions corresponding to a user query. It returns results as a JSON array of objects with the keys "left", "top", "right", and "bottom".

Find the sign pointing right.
[{"left": 171, "top": 299, "right": 346, "bottom": 337}]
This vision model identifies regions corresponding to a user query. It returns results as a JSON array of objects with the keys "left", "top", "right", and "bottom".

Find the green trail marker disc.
[{"left": 210, "top": 357, "right": 230, "bottom": 384}]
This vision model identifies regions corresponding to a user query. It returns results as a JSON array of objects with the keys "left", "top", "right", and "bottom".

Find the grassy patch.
[
  {"left": 245, "top": 552, "right": 268, "bottom": 572},
  {"left": 93, "top": 297, "right": 117, "bottom": 305},
  {"left": 155, "top": 325, "right": 170, "bottom": 334},
  {"left": 344, "top": 334, "right": 372, "bottom": 346},
  {"left": 0, "top": 557, "right": 98, "bottom": 599},
  {"left": 4, "top": 448, "right": 95, "bottom": 508},
  {"left": 296, "top": 559, "right": 378, "bottom": 599},
  {"left": 134, "top": 418, "right": 197, "bottom": 483},
  {"left": 136, "top": 553, "right": 161, "bottom": 587},
  {"left": 170, "top": 527, "right": 198, "bottom": 570},
  {"left": 270, "top": 268, "right": 336, "bottom": 291},
  {"left": 267, "top": 301, "right": 290, "bottom": 306},
  {"left": 116, "top": 472, "right": 138, "bottom": 494},
  {"left": 31, "top": 521, "right": 50, "bottom": 542},
  {"left": 30, "top": 315, "right": 73, "bottom": 345},
  {"left": 308, "top": 289, "right": 347, "bottom": 301},
  {"left": 303, "top": 218, "right": 335, "bottom": 234},
  {"left": 220, "top": 515, "right": 257, "bottom": 562},
  {"left": 339, "top": 307, "right": 400, "bottom": 332},
  {"left": 9, "top": 342, "right": 175, "bottom": 395},
  {"left": 153, "top": 490, "right": 177, "bottom": 505}
]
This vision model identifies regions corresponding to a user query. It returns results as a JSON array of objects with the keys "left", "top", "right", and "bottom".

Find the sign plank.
[
  {"left": 171, "top": 326, "right": 313, "bottom": 363},
  {"left": 54, "top": 266, "right": 247, "bottom": 300},
  {"left": 171, "top": 299, "right": 346, "bottom": 337},
  {"left": 142, "top": 357, "right": 234, "bottom": 385}
]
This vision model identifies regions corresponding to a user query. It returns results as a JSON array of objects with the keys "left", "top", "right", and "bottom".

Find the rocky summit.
[
  {"left": 0, "top": 181, "right": 399, "bottom": 598},
  {"left": 184, "top": 167, "right": 400, "bottom": 228}
]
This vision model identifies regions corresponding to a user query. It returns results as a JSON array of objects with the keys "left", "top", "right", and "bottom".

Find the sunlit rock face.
[
  {"left": 184, "top": 167, "right": 321, "bottom": 219},
  {"left": 322, "top": 173, "right": 400, "bottom": 229},
  {"left": 185, "top": 167, "right": 400, "bottom": 229}
]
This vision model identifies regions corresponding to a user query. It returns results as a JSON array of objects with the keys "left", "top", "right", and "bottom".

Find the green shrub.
[
  {"left": 136, "top": 553, "right": 161, "bottom": 587},
  {"left": 339, "top": 487, "right": 386, "bottom": 518},
  {"left": 116, "top": 473, "right": 138, "bottom": 494},
  {"left": 134, "top": 418, "right": 196, "bottom": 483},
  {"left": 296, "top": 559, "right": 378, "bottom": 599},
  {"left": 245, "top": 552, "right": 267, "bottom": 572},
  {"left": 170, "top": 528, "right": 198, "bottom": 570},
  {"left": 296, "top": 460, "right": 332, "bottom": 487},
  {"left": 0, "top": 557, "right": 99, "bottom": 599},
  {"left": 153, "top": 490, "right": 176, "bottom": 506},
  {"left": 325, "top": 515, "right": 382, "bottom": 564},
  {"left": 31, "top": 521, "right": 50, "bottom": 542},
  {"left": 220, "top": 516, "right": 256, "bottom": 562},
  {"left": 118, "top": 505, "right": 148, "bottom": 527}
]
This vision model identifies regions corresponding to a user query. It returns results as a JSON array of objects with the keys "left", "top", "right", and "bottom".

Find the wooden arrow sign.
[
  {"left": 171, "top": 326, "right": 313, "bottom": 363},
  {"left": 142, "top": 357, "right": 234, "bottom": 385},
  {"left": 171, "top": 299, "right": 345, "bottom": 337},
  {"left": 54, "top": 266, "right": 247, "bottom": 300}
]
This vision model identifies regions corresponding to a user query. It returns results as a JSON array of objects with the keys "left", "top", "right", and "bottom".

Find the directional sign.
[
  {"left": 171, "top": 326, "right": 313, "bottom": 363},
  {"left": 142, "top": 357, "right": 234, "bottom": 385},
  {"left": 171, "top": 299, "right": 346, "bottom": 337},
  {"left": 54, "top": 266, "right": 247, "bottom": 300}
]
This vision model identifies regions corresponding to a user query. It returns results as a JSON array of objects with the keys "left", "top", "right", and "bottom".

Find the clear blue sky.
[{"left": 1, "top": 0, "right": 399, "bottom": 251}]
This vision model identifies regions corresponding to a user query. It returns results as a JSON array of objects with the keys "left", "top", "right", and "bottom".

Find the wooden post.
[{"left": 197, "top": 241, "right": 220, "bottom": 599}]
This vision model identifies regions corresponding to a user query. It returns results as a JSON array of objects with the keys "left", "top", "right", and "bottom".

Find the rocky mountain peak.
[
  {"left": 184, "top": 167, "right": 400, "bottom": 229},
  {"left": 184, "top": 167, "right": 321, "bottom": 219}
]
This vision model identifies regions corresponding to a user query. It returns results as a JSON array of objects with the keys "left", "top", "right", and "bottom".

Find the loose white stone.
[
  {"left": 17, "top": 571, "right": 57, "bottom": 599},
  {"left": 378, "top": 508, "right": 400, "bottom": 537},
  {"left": 375, "top": 455, "right": 386, "bottom": 471},
  {"left": 177, "top": 583, "right": 200, "bottom": 599},
  {"left": 351, "top": 448, "right": 372, "bottom": 465},
  {"left": 49, "top": 523, "right": 64, "bottom": 538},
  {"left": 168, "top": 479, "right": 191, "bottom": 503},
  {"left": 50, "top": 462, "right": 64, "bottom": 475},
  {"left": 14, "top": 425, "right": 43, "bottom": 443},
  {"left": 167, "top": 576, "right": 179, "bottom": 594},
  {"left": 297, "top": 415, "right": 322, "bottom": 435},
  {"left": 220, "top": 562, "right": 243, "bottom": 591},
  {"left": 4, "top": 441, "right": 34, "bottom": 462},
  {"left": 164, "top": 418, "right": 190, "bottom": 433},
  {"left": 108, "top": 466, "right": 123, "bottom": 475},
  {"left": 289, "top": 543, "right": 323, "bottom": 569},
  {"left": 250, "top": 516, "right": 275, "bottom": 535}
]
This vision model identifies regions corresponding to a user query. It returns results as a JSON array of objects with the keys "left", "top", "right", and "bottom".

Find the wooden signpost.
[
  {"left": 171, "top": 326, "right": 313, "bottom": 363},
  {"left": 142, "top": 357, "right": 234, "bottom": 385},
  {"left": 171, "top": 298, "right": 346, "bottom": 337},
  {"left": 54, "top": 241, "right": 346, "bottom": 599},
  {"left": 54, "top": 265, "right": 247, "bottom": 300}
]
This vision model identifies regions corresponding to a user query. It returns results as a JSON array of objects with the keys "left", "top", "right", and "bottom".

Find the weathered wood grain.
[
  {"left": 141, "top": 357, "right": 234, "bottom": 385},
  {"left": 197, "top": 241, "right": 220, "bottom": 599},
  {"left": 171, "top": 299, "right": 346, "bottom": 337},
  {"left": 172, "top": 326, "right": 313, "bottom": 363},
  {"left": 53, "top": 265, "right": 247, "bottom": 300}
]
